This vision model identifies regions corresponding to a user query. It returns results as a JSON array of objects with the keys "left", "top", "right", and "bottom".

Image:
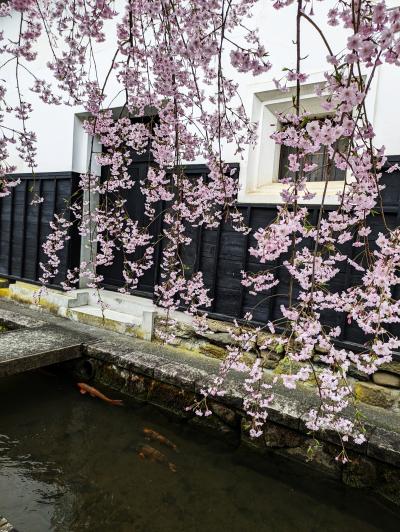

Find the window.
[
  {"left": 238, "top": 77, "right": 351, "bottom": 205},
  {"left": 278, "top": 125, "right": 348, "bottom": 183}
]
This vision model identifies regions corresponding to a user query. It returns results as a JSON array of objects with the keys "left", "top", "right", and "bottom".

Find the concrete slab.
[
  {"left": 0, "top": 325, "right": 92, "bottom": 377},
  {"left": 0, "top": 307, "right": 47, "bottom": 329}
]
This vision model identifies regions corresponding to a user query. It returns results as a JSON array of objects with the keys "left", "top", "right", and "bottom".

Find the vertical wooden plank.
[
  {"left": 19, "top": 179, "right": 28, "bottom": 279},
  {"left": 7, "top": 187, "right": 14, "bottom": 275},
  {"left": 152, "top": 199, "right": 164, "bottom": 298},
  {"left": 67, "top": 172, "right": 82, "bottom": 275},
  {"left": 266, "top": 213, "right": 278, "bottom": 321},
  {"left": 209, "top": 221, "right": 222, "bottom": 312},
  {"left": 52, "top": 178, "right": 58, "bottom": 218},
  {"left": 193, "top": 224, "right": 203, "bottom": 274},
  {"left": 33, "top": 179, "right": 43, "bottom": 281},
  {"left": 238, "top": 206, "right": 251, "bottom": 318}
]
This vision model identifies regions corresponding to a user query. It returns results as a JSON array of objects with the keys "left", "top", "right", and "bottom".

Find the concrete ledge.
[
  {"left": 6, "top": 282, "right": 156, "bottom": 340},
  {"left": 0, "top": 308, "right": 47, "bottom": 329},
  {"left": 0, "top": 323, "right": 92, "bottom": 377}
]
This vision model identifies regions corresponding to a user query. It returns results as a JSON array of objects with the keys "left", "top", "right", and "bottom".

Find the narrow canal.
[{"left": 0, "top": 370, "right": 398, "bottom": 531}]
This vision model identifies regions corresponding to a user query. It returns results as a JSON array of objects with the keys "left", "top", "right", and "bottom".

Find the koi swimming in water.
[
  {"left": 143, "top": 428, "right": 178, "bottom": 451},
  {"left": 137, "top": 444, "right": 177, "bottom": 472},
  {"left": 76, "top": 382, "right": 123, "bottom": 406}
]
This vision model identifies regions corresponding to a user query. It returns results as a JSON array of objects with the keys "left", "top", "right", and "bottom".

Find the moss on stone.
[
  {"left": 354, "top": 381, "right": 397, "bottom": 409},
  {"left": 199, "top": 342, "right": 227, "bottom": 360}
]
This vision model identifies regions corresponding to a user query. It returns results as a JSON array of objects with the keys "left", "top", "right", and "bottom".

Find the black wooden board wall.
[
  {"left": 156, "top": 160, "right": 400, "bottom": 349},
  {"left": 1, "top": 159, "right": 400, "bottom": 351},
  {"left": 0, "top": 172, "right": 80, "bottom": 287}
]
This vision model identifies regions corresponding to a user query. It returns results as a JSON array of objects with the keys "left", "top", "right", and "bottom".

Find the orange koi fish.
[
  {"left": 143, "top": 428, "right": 178, "bottom": 451},
  {"left": 77, "top": 382, "right": 123, "bottom": 406},
  {"left": 137, "top": 444, "right": 177, "bottom": 472}
]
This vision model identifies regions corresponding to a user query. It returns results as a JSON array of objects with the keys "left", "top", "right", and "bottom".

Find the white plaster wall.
[{"left": 1, "top": 1, "right": 399, "bottom": 177}]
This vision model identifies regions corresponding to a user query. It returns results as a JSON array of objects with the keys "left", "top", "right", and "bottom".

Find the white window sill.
[{"left": 238, "top": 181, "right": 345, "bottom": 205}]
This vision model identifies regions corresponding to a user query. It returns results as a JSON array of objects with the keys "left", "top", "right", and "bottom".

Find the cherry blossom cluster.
[{"left": 1, "top": 0, "right": 400, "bottom": 460}]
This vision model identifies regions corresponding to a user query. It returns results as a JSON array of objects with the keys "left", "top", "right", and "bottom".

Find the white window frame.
[
  {"left": 238, "top": 55, "right": 384, "bottom": 205},
  {"left": 238, "top": 76, "right": 352, "bottom": 205}
]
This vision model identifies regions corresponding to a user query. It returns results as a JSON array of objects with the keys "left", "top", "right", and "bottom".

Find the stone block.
[
  {"left": 209, "top": 400, "right": 239, "bottom": 428},
  {"left": 0, "top": 325, "right": 89, "bottom": 377},
  {"left": 263, "top": 422, "right": 305, "bottom": 448},
  {"left": 266, "top": 393, "right": 302, "bottom": 430},
  {"left": 153, "top": 362, "right": 208, "bottom": 391},
  {"left": 142, "top": 310, "right": 155, "bottom": 341},
  {"left": 206, "top": 319, "right": 234, "bottom": 334},
  {"left": 380, "top": 360, "right": 400, "bottom": 377},
  {"left": 197, "top": 331, "right": 235, "bottom": 346},
  {"left": 281, "top": 441, "right": 342, "bottom": 479},
  {"left": 199, "top": 342, "right": 227, "bottom": 360},
  {"left": 367, "top": 427, "right": 400, "bottom": 467},
  {"left": 354, "top": 381, "right": 397, "bottom": 409},
  {"left": 147, "top": 380, "right": 195, "bottom": 415},
  {"left": 87, "top": 341, "right": 168, "bottom": 378},
  {"left": 372, "top": 371, "right": 400, "bottom": 389}
]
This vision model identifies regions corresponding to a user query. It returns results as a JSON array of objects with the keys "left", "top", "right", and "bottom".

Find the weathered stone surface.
[
  {"left": 281, "top": 442, "right": 342, "bottom": 478},
  {"left": 0, "top": 307, "right": 46, "bottom": 329},
  {"left": 123, "top": 371, "right": 149, "bottom": 398},
  {"left": 372, "top": 371, "right": 400, "bottom": 389},
  {"left": 376, "top": 468, "right": 400, "bottom": 506},
  {"left": 0, "top": 325, "right": 90, "bottom": 377},
  {"left": 261, "top": 351, "right": 283, "bottom": 370},
  {"left": 347, "top": 365, "right": 370, "bottom": 382},
  {"left": 266, "top": 393, "right": 302, "bottom": 430},
  {"left": 188, "top": 413, "right": 240, "bottom": 444},
  {"left": 147, "top": 380, "right": 195, "bottom": 415},
  {"left": 0, "top": 516, "right": 18, "bottom": 531},
  {"left": 169, "top": 323, "right": 195, "bottom": 339},
  {"left": 380, "top": 360, "right": 400, "bottom": 377},
  {"left": 199, "top": 342, "right": 227, "bottom": 359},
  {"left": 367, "top": 427, "right": 400, "bottom": 467},
  {"left": 263, "top": 423, "right": 305, "bottom": 448},
  {"left": 354, "top": 381, "right": 397, "bottom": 409},
  {"left": 88, "top": 341, "right": 168, "bottom": 377},
  {"left": 197, "top": 331, "right": 234, "bottom": 346},
  {"left": 209, "top": 401, "right": 239, "bottom": 428},
  {"left": 342, "top": 457, "right": 377, "bottom": 488},
  {"left": 89, "top": 360, "right": 152, "bottom": 401},
  {"left": 206, "top": 319, "right": 235, "bottom": 334},
  {"left": 153, "top": 362, "right": 208, "bottom": 391}
]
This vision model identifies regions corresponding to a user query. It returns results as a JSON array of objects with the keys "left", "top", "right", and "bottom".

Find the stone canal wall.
[
  {"left": 0, "top": 296, "right": 399, "bottom": 506},
  {"left": 2, "top": 279, "right": 399, "bottom": 413},
  {"left": 154, "top": 317, "right": 400, "bottom": 413},
  {"left": 82, "top": 337, "right": 400, "bottom": 507}
]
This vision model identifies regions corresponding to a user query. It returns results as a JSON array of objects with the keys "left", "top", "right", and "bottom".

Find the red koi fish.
[
  {"left": 77, "top": 382, "right": 123, "bottom": 406},
  {"left": 137, "top": 444, "right": 176, "bottom": 472}
]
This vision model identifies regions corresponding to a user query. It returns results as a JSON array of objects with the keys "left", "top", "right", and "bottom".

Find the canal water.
[{"left": 0, "top": 370, "right": 398, "bottom": 532}]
